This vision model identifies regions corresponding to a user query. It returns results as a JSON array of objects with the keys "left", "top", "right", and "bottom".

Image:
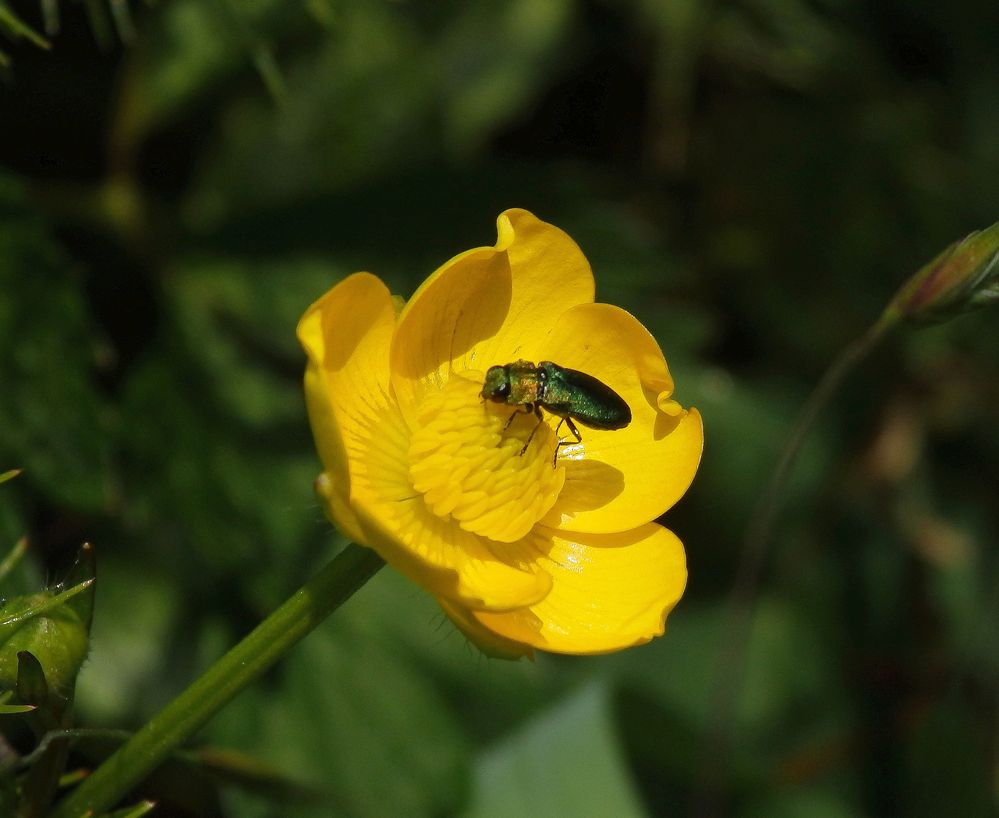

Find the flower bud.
[
  {"left": 0, "top": 591, "right": 90, "bottom": 705},
  {"left": 885, "top": 220, "right": 999, "bottom": 324},
  {"left": 0, "top": 543, "right": 95, "bottom": 708}
]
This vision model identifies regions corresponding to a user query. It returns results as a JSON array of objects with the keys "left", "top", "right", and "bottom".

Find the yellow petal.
[
  {"left": 436, "top": 597, "right": 535, "bottom": 660},
  {"left": 538, "top": 303, "right": 704, "bottom": 533},
  {"left": 472, "top": 523, "right": 687, "bottom": 654},
  {"left": 297, "top": 272, "right": 397, "bottom": 544},
  {"left": 347, "top": 397, "right": 555, "bottom": 612},
  {"left": 298, "top": 273, "right": 552, "bottom": 612},
  {"left": 390, "top": 209, "right": 595, "bottom": 422}
]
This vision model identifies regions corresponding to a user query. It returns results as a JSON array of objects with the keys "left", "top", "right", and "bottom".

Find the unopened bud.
[
  {"left": 0, "top": 544, "right": 95, "bottom": 708},
  {"left": 0, "top": 590, "right": 90, "bottom": 705},
  {"left": 885, "top": 220, "right": 999, "bottom": 324}
]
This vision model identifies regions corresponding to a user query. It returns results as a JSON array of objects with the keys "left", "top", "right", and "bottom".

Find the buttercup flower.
[{"left": 298, "top": 209, "right": 703, "bottom": 657}]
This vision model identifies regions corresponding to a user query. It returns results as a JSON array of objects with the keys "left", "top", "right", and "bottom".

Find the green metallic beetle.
[{"left": 480, "top": 360, "right": 632, "bottom": 463}]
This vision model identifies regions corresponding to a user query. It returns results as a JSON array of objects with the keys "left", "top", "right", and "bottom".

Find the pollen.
[{"left": 408, "top": 375, "right": 566, "bottom": 543}]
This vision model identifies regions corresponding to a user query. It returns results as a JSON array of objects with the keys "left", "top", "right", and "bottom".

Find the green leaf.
[
  {"left": 167, "top": 255, "right": 332, "bottom": 429},
  {"left": 0, "top": 580, "right": 94, "bottom": 637},
  {"left": 0, "top": 3, "right": 50, "bottom": 49},
  {"left": 744, "top": 788, "right": 860, "bottom": 818},
  {"left": 605, "top": 593, "right": 848, "bottom": 800},
  {"left": 0, "top": 536, "right": 27, "bottom": 584},
  {"left": 81, "top": 0, "right": 114, "bottom": 49},
  {"left": 96, "top": 800, "right": 157, "bottom": 818},
  {"left": 437, "top": 0, "right": 575, "bottom": 155},
  {"left": 187, "top": 748, "right": 322, "bottom": 805},
  {"left": 465, "top": 683, "right": 648, "bottom": 818},
  {"left": 15, "top": 650, "right": 49, "bottom": 708},
  {"left": 0, "top": 174, "right": 112, "bottom": 512},
  {"left": 0, "top": 688, "right": 35, "bottom": 714},
  {"left": 73, "top": 558, "right": 179, "bottom": 724},
  {"left": 0, "top": 701, "right": 35, "bottom": 714},
  {"left": 116, "top": 0, "right": 302, "bottom": 144},
  {"left": 208, "top": 572, "right": 470, "bottom": 818},
  {"left": 902, "top": 695, "right": 995, "bottom": 816}
]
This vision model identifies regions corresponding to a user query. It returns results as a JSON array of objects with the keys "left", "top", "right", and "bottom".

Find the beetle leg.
[
  {"left": 551, "top": 417, "right": 582, "bottom": 467},
  {"left": 564, "top": 417, "right": 582, "bottom": 443},
  {"left": 551, "top": 418, "right": 565, "bottom": 467},
  {"left": 503, "top": 403, "right": 533, "bottom": 431},
  {"left": 519, "top": 406, "right": 546, "bottom": 456}
]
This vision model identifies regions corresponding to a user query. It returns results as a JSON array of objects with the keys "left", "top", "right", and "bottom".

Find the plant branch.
[
  {"left": 693, "top": 312, "right": 897, "bottom": 814},
  {"left": 50, "top": 543, "right": 384, "bottom": 818}
]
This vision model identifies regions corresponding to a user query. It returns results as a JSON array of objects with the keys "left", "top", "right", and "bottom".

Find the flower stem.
[
  {"left": 50, "top": 543, "right": 384, "bottom": 818},
  {"left": 743, "top": 313, "right": 896, "bottom": 596},
  {"left": 694, "top": 312, "right": 898, "bottom": 812}
]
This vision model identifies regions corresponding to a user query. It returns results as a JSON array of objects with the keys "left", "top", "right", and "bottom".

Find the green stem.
[
  {"left": 50, "top": 544, "right": 384, "bottom": 818},
  {"left": 742, "top": 313, "right": 896, "bottom": 589},
  {"left": 694, "top": 312, "right": 897, "bottom": 811}
]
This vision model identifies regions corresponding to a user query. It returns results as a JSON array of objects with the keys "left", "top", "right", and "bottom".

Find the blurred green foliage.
[{"left": 2, "top": 0, "right": 999, "bottom": 815}]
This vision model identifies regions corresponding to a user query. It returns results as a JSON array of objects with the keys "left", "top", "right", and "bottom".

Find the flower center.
[{"left": 408, "top": 374, "right": 566, "bottom": 543}]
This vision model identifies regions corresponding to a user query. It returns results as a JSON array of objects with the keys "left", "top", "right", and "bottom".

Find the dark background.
[{"left": 1, "top": 1, "right": 998, "bottom": 815}]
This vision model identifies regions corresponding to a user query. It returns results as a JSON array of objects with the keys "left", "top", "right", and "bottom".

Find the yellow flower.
[{"left": 297, "top": 209, "right": 703, "bottom": 658}]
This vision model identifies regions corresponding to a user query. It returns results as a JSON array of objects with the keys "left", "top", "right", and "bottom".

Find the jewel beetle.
[{"left": 480, "top": 360, "right": 631, "bottom": 463}]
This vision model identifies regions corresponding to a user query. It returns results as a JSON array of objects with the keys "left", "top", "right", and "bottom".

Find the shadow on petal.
[
  {"left": 653, "top": 409, "right": 685, "bottom": 440},
  {"left": 546, "top": 457, "right": 625, "bottom": 525},
  {"left": 393, "top": 250, "right": 513, "bottom": 387}
]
